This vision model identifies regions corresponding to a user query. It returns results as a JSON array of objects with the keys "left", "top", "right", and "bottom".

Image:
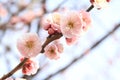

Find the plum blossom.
[
  {"left": 60, "top": 10, "right": 91, "bottom": 45},
  {"left": 90, "top": 0, "right": 110, "bottom": 9},
  {"left": 17, "top": 33, "right": 42, "bottom": 58},
  {"left": 80, "top": 10, "right": 92, "bottom": 32},
  {"left": 60, "top": 11, "right": 83, "bottom": 38},
  {"left": 65, "top": 37, "right": 79, "bottom": 45},
  {"left": 42, "top": 12, "right": 61, "bottom": 34},
  {"left": 44, "top": 41, "right": 63, "bottom": 60},
  {"left": 45, "top": 44, "right": 59, "bottom": 60},
  {"left": 21, "top": 58, "right": 39, "bottom": 75}
]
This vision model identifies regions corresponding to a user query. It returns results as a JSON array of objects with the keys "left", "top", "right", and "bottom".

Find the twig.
[
  {"left": 86, "top": 5, "right": 94, "bottom": 12},
  {"left": 0, "top": 58, "right": 29, "bottom": 80},
  {"left": 44, "top": 23, "right": 120, "bottom": 80},
  {"left": 41, "top": 0, "right": 47, "bottom": 13},
  {"left": 41, "top": 33, "right": 63, "bottom": 53}
]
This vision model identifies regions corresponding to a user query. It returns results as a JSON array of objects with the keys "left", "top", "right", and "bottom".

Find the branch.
[
  {"left": 86, "top": 5, "right": 94, "bottom": 12},
  {"left": 41, "top": 33, "right": 63, "bottom": 53},
  {"left": 43, "top": 23, "right": 120, "bottom": 80},
  {"left": 41, "top": 0, "right": 47, "bottom": 13},
  {"left": 0, "top": 58, "right": 29, "bottom": 80}
]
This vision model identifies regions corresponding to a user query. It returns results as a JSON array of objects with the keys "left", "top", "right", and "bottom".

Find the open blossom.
[
  {"left": 17, "top": 33, "right": 42, "bottom": 58},
  {"left": 21, "top": 58, "right": 39, "bottom": 75},
  {"left": 80, "top": 10, "right": 92, "bottom": 32},
  {"left": 90, "top": 0, "right": 110, "bottom": 9},
  {"left": 60, "top": 11, "right": 83, "bottom": 38},
  {"left": 44, "top": 41, "right": 63, "bottom": 60},
  {"left": 42, "top": 12, "right": 61, "bottom": 34}
]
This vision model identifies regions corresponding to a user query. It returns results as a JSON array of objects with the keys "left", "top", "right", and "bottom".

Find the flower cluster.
[
  {"left": 42, "top": 10, "right": 92, "bottom": 45},
  {"left": 16, "top": 10, "right": 91, "bottom": 60},
  {"left": 16, "top": 10, "right": 91, "bottom": 75}
]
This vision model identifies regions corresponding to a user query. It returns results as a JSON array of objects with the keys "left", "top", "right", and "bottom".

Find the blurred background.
[{"left": 0, "top": 0, "right": 120, "bottom": 80}]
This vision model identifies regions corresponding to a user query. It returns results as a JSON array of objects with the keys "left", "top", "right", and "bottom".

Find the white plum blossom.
[
  {"left": 60, "top": 11, "right": 83, "bottom": 38},
  {"left": 44, "top": 41, "right": 63, "bottom": 60},
  {"left": 17, "top": 33, "right": 42, "bottom": 58}
]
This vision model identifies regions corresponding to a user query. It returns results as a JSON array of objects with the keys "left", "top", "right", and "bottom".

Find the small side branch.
[{"left": 86, "top": 5, "right": 94, "bottom": 12}]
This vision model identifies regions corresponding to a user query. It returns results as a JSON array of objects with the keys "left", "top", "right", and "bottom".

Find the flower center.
[
  {"left": 26, "top": 41, "right": 34, "bottom": 49},
  {"left": 50, "top": 49, "right": 54, "bottom": 53},
  {"left": 68, "top": 22, "right": 74, "bottom": 29}
]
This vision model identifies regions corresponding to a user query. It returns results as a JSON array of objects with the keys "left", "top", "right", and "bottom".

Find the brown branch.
[
  {"left": 41, "top": 33, "right": 63, "bottom": 53},
  {"left": 43, "top": 23, "right": 120, "bottom": 80},
  {"left": 86, "top": 5, "right": 94, "bottom": 12},
  {"left": 0, "top": 58, "right": 29, "bottom": 80},
  {"left": 41, "top": 0, "right": 47, "bottom": 13}
]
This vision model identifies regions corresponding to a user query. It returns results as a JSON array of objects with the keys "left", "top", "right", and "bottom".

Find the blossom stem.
[
  {"left": 0, "top": 58, "right": 29, "bottom": 80},
  {"left": 41, "top": 33, "right": 63, "bottom": 53},
  {"left": 86, "top": 5, "right": 94, "bottom": 12}
]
